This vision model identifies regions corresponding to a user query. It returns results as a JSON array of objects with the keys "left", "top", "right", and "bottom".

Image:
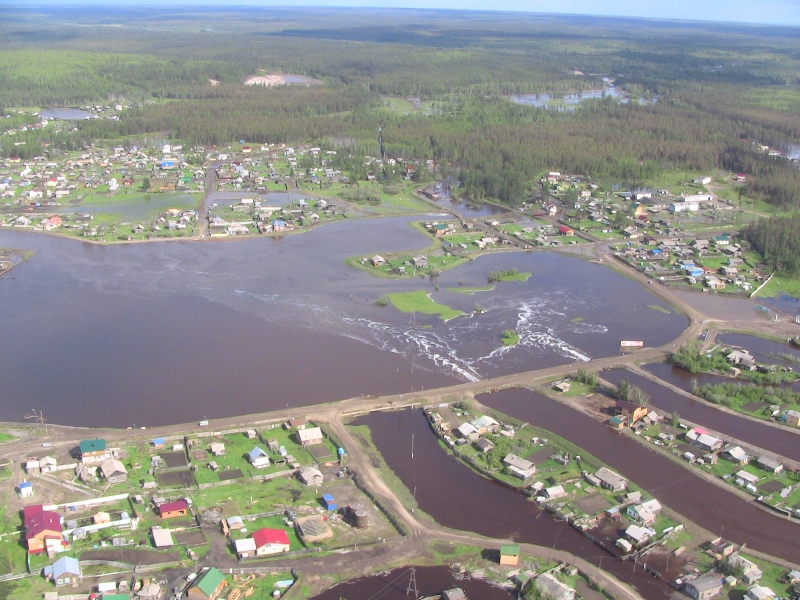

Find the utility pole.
[{"left": 406, "top": 567, "right": 418, "bottom": 597}]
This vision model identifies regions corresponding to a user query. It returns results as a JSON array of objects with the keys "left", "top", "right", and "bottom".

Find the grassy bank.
[{"left": 386, "top": 290, "right": 463, "bottom": 321}]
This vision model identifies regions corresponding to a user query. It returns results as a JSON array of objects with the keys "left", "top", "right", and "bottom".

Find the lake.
[{"left": 40, "top": 108, "right": 94, "bottom": 120}]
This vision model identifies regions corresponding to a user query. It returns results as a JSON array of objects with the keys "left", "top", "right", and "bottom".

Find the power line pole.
[{"left": 406, "top": 567, "right": 418, "bottom": 597}]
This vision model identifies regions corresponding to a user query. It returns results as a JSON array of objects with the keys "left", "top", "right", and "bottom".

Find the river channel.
[
  {"left": 479, "top": 389, "right": 800, "bottom": 563},
  {"left": 602, "top": 368, "right": 800, "bottom": 463},
  {"left": 354, "top": 409, "right": 672, "bottom": 600},
  {"left": 0, "top": 218, "right": 684, "bottom": 427}
]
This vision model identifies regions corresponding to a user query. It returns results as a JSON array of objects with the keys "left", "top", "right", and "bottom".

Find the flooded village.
[{"left": 2, "top": 116, "right": 800, "bottom": 600}]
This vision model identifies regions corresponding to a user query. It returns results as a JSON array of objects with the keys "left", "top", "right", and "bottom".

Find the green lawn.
[
  {"left": 756, "top": 274, "right": 800, "bottom": 300},
  {"left": 0, "top": 432, "right": 16, "bottom": 443},
  {"left": 447, "top": 285, "right": 494, "bottom": 295},
  {"left": 386, "top": 290, "right": 463, "bottom": 321},
  {"left": 501, "top": 330, "right": 520, "bottom": 346}
]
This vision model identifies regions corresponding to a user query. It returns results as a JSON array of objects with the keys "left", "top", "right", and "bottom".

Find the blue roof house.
[
  {"left": 43, "top": 556, "right": 81, "bottom": 587},
  {"left": 248, "top": 447, "right": 270, "bottom": 469}
]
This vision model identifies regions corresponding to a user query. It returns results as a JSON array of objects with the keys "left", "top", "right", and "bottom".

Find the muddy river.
[{"left": 0, "top": 219, "right": 685, "bottom": 427}]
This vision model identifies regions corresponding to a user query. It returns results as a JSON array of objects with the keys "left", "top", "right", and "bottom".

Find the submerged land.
[{"left": 1, "top": 5, "right": 800, "bottom": 600}]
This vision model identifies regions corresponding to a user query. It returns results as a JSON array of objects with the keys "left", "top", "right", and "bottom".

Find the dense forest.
[
  {"left": 2, "top": 6, "right": 800, "bottom": 206},
  {"left": 744, "top": 215, "right": 800, "bottom": 276}
]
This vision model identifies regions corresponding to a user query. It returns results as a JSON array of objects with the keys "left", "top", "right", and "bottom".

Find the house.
[
  {"left": 785, "top": 410, "right": 800, "bottom": 428},
  {"left": 247, "top": 447, "right": 270, "bottom": 468},
  {"left": 18, "top": 481, "right": 34, "bottom": 498},
  {"left": 726, "top": 350, "right": 756, "bottom": 371},
  {"left": 503, "top": 453, "right": 536, "bottom": 479},
  {"left": 297, "top": 427, "right": 324, "bottom": 447},
  {"left": 159, "top": 500, "right": 188, "bottom": 519},
  {"left": 499, "top": 544, "right": 520, "bottom": 566},
  {"left": 475, "top": 438, "right": 495, "bottom": 453},
  {"left": 559, "top": 225, "right": 575, "bottom": 236},
  {"left": 746, "top": 586, "right": 776, "bottom": 600},
  {"left": 152, "top": 438, "right": 165, "bottom": 449},
  {"left": 543, "top": 485, "right": 567, "bottom": 500},
  {"left": 151, "top": 527, "right": 174, "bottom": 548},
  {"left": 756, "top": 456, "right": 783, "bottom": 474},
  {"left": 371, "top": 255, "right": 386, "bottom": 267},
  {"left": 456, "top": 422, "right": 479, "bottom": 441},
  {"left": 595, "top": 467, "right": 627, "bottom": 492},
  {"left": 626, "top": 499, "right": 662, "bottom": 524},
  {"left": 234, "top": 537, "right": 257, "bottom": 559},
  {"left": 298, "top": 466, "right": 324, "bottom": 487},
  {"left": 226, "top": 516, "right": 244, "bottom": 531},
  {"left": 735, "top": 470, "right": 760, "bottom": 487},
  {"left": 624, "top": 524, "right": 654, "bottom": 546},
  {"left": 79, "top": 438, "right": 110, "bottom": 464},
  {"left": 709, "top": 537, "right": 737, "bottom": 557},
  {"left": 608, "top": 416, "right": 625, "bottom": 430},
  {"left": 39, "top": 456, "right": 58, "bottom": 473},
  {"left": 614, "top": 400, "right": 648, "bottom": 423},
  {"left": 684, "top": 576, "right": 724, "bottom": 600},
  {"left": 100, "top": 459, "right": 128, "bottom": 484},
  {"left": 470, "top": 415, "right": 500, "bottom": 434},
  {"left": 536, "top": 573, "right": 576, "bottom": 600},
  {"left": 728, "top": 553, "right": 763, "bottom": 584},
  {"left": 210, "top": 443, "right": 226, "bottom": 457},
  {"left": 412, "top": 255, "right": 428, "bottom": 268},
  {"left": 686, "top": 428, "right": 723, "bottom": 453},
  {"left": 187, "top": 567, "right": 227, "bottom": 600},
  {"left": 23, "top": 504, "right": 63, "bottom": 554},
  {"left": 442, "top": 589, "right": 467, "bottom": 600},
  {"left": 694, "top": 176, "right": 712, "bottom": 185},
  {"left": 252, "top": 528, "right": 291, "bottom": 555},
  {"left": 43, "top": 556, "right": 81, "bottom": 587},
  {"left": 722, "top": 446, "right": 749, "bottom": 465}
]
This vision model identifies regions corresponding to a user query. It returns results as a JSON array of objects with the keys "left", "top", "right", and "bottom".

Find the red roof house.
[
  {"left": 251, "top": 528, "right": 291, "bottom": 555},
  {"left": 159, "top": 500, "right": 188, "bottom": 519},
  {"left": 23, "top": 505, "right": 62, "bottom": 554}
]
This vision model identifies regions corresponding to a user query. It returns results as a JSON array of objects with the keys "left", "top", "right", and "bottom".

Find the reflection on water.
[{"left": 40, "top": 108, "right": 94, "bottom": 120}]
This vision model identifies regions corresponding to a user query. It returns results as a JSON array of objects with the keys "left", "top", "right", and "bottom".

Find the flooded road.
[
  {"left": 479, "top": 389, "right": 800, "bottom": 564},
  {"left": 355, "top": 410, "right": 673, "bottom": 600},
  {"left": 0, "top": 218, "right": 685, "bottom": 426},
  {"left": 604, "top": 368, "right": 800, "bottom": 462},
  {"left": 311, "top": 566, "right": 514, "bottom": 600}
]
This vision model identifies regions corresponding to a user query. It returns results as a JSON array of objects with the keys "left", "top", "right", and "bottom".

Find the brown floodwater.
[
  {"left": 354, "top": 410, "right": 673, "bottom": 600},
  {"left": 0, "top": 218, "right": 685, "bottom": 427},
  {"left": 311, "top": 565, "right": 514, "bottom": 600},
  {"left": 478, "top": 389, "right": 800, "bottom": 563},
  {"left": 603, "top": 367, "right": 800, "bottom": 462}
]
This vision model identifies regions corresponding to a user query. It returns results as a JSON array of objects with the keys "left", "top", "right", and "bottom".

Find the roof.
[
  {"left": 248, "top": 447, "right": 268, "bottom": 461},
  {"left": 159, "top": 500, "right": 187, "bottom": 514},
  {"left": 24, "top": 506, "right": 62, "bottom": 539},
  {"left": 687, "top": 576, "right": 724, "bottom": 593},
  {"left": 192, "top": 568, "right": 226, "bottom": 597},
  {"left": 595, "top": 467, "right": 627, "bottom": 488},
  {"left": 503, "top": 453, "right": 534, "bottom": 471},
  {"left": 100, "top": 459, "right": 127, "bottom": 478},
  {"left": 234, "top": 537, "right": 256, "bottom": 553},
  {"left": 298, "top": 427, "right": 323, "bottom": 442},
  {"left": 252, "top": 528, "right": 290, "bottom": 548},
  {"left": 44, "top": 556, "right": 80, "bottom": 579},
  {"left": 500, "top": 544, "right": 520, "bottom": 556},
  {"left": 151, "top": 528, "right": 174, "bottom": 547},
  {"left": 79, "top": 438, "right": 106, "bottom": 454}
]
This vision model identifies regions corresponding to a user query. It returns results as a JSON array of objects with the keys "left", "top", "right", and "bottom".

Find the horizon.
[{"left": 5, "top": 1, "right": 800, "bottom": 27}]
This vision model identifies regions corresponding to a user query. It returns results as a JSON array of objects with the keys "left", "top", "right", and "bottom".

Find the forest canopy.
[{"left": 2, "top": 6, "right": 800, "bottom": 206}]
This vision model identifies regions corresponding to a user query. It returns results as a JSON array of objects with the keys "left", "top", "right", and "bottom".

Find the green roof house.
[
  {"left": 79, "top": 438, "right": 109, "bottom": 463},
  {"left": 187, "top": 567, "right": 227, "bottom": 600},
  {"left": 500, "top": 543, "right": 520, "bottom": 566}
]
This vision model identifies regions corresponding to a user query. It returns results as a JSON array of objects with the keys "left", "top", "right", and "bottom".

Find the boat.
[{"left": 620, "top": 340, "right": 644, "bottom": 348}]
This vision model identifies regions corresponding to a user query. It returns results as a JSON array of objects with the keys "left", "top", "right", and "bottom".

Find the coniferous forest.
[{"left": 2, "top": 5, "right": 800, "bottom": 207}]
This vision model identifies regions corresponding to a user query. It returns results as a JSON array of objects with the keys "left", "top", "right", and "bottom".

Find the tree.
[{"left": 141, "top": 176, "right": 150, "bottom": 191}]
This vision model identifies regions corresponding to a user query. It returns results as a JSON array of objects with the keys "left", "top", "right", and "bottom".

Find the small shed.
[
  {"left": 322, "top": 494, "right": 337, "bottom": 511},
  {"left": 499, "top": 544, "right": 520, "bottom": 566}
]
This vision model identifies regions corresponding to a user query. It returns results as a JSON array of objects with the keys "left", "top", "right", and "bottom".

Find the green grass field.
[{"left": 386, "top": 290, "right": 463, "bottom": 321}]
